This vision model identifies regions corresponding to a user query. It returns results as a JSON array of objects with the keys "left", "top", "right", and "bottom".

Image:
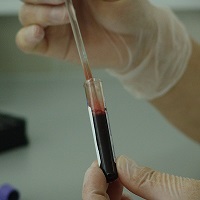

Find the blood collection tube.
[{"left": 84, "top": 78, "right": 118, "bottom": 183}]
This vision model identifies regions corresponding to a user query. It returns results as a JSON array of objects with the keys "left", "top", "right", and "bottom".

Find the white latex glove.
[
  {"left": 83, "top": 156, "right": 200, "bottom": 200},
  {"left": 16, "top": 0, "right": 191, "bottom": 99},
  {"left": 106, "top": 5, "right": 192, "bottom": 99}
]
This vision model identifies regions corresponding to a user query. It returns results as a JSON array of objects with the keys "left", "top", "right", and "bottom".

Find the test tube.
[{"left": 84, "top": 78, "right": 118, "bottom": 183}]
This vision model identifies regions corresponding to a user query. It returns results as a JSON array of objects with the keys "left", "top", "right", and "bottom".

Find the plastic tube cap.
[{"left": 0, "top": 184, "right": 20, "bottom": 200}]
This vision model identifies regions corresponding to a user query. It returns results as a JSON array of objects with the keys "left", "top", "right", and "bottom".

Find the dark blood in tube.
[{"left": 92, "top": 110, "right": 118, "bottom": 183}]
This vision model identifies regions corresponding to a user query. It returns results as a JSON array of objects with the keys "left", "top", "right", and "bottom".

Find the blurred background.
[{"left": 0, "top": 1, "right": 200, "bottom": 199}]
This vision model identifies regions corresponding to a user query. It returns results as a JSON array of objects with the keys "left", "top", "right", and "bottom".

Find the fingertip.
[
  {"left": 82, "top": 161, "right": 108, "bottom": 200},
  {"left": 116, "top": 155, "right": 128, "bottom": 163},
  {"left": 23, "top": 25, "right": 44, "bottom": 44},
  {"left": 84, "top": 160, "right": 104, "bottom": 184},
  {"left": 116, "top": 155, "right": 138, "bottom": 173},
  {"left": 16, "top": 25, "right": 45, "bottom": 53},
  {"left": 90, "top": 160, "right": 99, "bottom": 168}
]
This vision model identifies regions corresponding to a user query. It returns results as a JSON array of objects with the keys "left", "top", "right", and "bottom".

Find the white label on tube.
[{"left": 88, "top": 106, "right": 101, "bottom": 166}]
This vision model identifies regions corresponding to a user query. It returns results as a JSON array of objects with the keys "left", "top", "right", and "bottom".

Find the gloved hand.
[
  {"left": 16, "top": 0, "right": 191, "bottom": 99},
  {"left": 83, "top": 156, "right": 200, "bottom": 200}
]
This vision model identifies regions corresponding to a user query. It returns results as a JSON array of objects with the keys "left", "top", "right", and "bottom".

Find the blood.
[
  {"left": 87, "top": 88, "right": 104, "bottom": 113},
  {"left": 83, "top": 63, "right": 93, "bottom": 81},
  {"left": 92, "top": 111, "right": 118, "bottom": 182}
]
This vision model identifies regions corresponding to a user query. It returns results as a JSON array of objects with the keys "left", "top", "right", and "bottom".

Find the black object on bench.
[{"left": 0, "top": 113, "right": 28, "bottom": 153}]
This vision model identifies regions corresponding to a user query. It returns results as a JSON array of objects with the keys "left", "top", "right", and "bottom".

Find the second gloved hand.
[{"left": 83, "top": 156, "right": 200, "bottom": 200}]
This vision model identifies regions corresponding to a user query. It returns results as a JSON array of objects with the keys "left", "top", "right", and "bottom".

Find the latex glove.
[
  {"left": 82, "top": 156, "right": 200, "bottom": 200},
  {"left": 16, "top": 0, "right": 191, "bottom": 99},
  {"left": 82, "top": 161, "right": 131, "bottom": 200}
]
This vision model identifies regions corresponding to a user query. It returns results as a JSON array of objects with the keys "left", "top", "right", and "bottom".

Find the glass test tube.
[{"left": 84, "top": 78, "right": 118, "bottom": 183}]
